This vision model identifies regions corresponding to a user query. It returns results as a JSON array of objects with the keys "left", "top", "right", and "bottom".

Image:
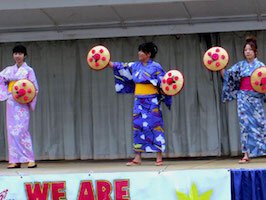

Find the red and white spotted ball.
[
  {"left": 12, "top": 79, "right": 36, "bottom": 104},
  {"left": 203, "top": 47, "right": 229, "bottom": 71},
  {"left": 87, "top": 45, "right": 110, "bottom": 70},
  {"left": 250, "top": 66, "right": 266, "bottom": 93},
  {"left": 161, "top": 70, "right": 184, "bottom": 96}
]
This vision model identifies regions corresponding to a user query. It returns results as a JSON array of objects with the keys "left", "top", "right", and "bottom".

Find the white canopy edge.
[
  {"left": 0, "top": 0, "right": 214, "bottom": 10},
  {"left": 1, "top": 19, "right": 265, "bottom": 43}
]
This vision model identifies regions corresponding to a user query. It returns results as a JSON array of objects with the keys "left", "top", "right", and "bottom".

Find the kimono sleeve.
[
  {"left": 153, "top": 65, "right": 172, "bottom": 109},
  {"left": 0, "top": 67, "right": 11, "bottom": 81},
  {"left": 221, "top": 62, "right": 241, "bottom": 102},
  {"left": 27, "top": 68, "right": 39, "bottom": 111},
  {"left": 113, "top": 62, "right": 135, "bottom": 94},
  {"left": 0, "top": 68, "right": 9, "bottom": 101},
  {"left": 0, "top": 77, "right": 8, "bottom": 101}
]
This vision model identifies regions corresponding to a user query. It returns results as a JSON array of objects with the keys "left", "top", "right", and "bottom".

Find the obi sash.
[
  {"left": 135, "top": 83, "right": 159, "bottom": 95},
  {"left": 240, "top": 77, "right": 253, "bottom": 91},
  {"left": 8, "top": 81, "right": 16, "bottom": 92}
]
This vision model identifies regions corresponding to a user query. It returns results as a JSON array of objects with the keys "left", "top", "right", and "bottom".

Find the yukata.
[
  {"left": 0, "top": 62, "right": 38, "bottom": 163},
  {"left": 222, "top": 58, "right": 266, "bottom": 157},
  {"left": 113, "top": 59, "right": 171, "bottom": 153}
]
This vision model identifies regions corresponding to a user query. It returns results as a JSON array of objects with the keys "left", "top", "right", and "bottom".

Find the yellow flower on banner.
[{"left": 176, "top": 183, "right": 213, "bottom": 200}]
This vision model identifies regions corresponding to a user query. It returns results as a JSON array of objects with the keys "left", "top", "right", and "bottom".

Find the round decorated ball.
[
  {"left": 203, "top": 47, "right": 229, "bottom": 71},
  {"left": 161, "top": 70, "right": 184, "bottom": 96},
  {"left": 87, "top": 45, "right": 110, "bottom": 70},
  {"left": 12, "top": 79, "right": 36, "bottom": 104},
  {"left": 250, "top": 66, "right": 266, "bottom": 93}
]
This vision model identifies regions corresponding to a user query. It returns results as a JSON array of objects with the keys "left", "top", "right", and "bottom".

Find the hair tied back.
[{"left": 246, "top": 36, "right": 257, "bottom": 44}]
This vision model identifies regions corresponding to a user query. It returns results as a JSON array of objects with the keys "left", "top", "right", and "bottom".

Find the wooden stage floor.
[{"left": 0, "top": 157, "right": 265, "bottom": 176}]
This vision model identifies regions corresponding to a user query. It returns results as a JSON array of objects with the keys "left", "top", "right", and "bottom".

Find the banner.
[{"left": 0, "top": 169, "right": 230, "bottom": 200}]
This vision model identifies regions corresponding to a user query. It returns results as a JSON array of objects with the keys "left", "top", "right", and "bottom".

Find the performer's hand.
[
  {"left": 220, "top": 69, "right": 225, "bottom": 78},
  {"left": 108, "top": 61, "right": 114, "bottom": 68}
]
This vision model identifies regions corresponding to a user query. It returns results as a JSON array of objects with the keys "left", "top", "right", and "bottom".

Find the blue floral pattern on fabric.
[{"left": 222, "top": 58, "right": 266, "bottom": 157}]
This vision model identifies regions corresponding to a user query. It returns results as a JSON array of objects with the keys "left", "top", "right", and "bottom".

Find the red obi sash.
[{"left": 240, "top": 77, "right": 253, "bottom": 91}]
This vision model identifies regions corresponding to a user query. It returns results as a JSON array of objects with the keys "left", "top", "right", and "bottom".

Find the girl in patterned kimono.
[
  {"left": 109, "top": 42, "right": 171, "bottom": 166},
  {"left": 220, "top": 37, "right": 266, "bottom": 163},
  {"left": 0, "top": 45, "right": 38, "bottom": 168}
]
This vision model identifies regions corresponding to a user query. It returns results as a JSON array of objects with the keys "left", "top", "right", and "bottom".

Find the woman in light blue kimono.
[
  {"left": 109, "top": 42, "right": 171, "bottom": 166},
  {"left": 220, "top": 37, "right": 266, "bottom": 163},
  {"left": 0, "top": 45, "right": 38, "bottom": 168}
]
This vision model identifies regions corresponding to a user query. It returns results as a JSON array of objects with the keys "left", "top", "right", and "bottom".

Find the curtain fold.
[{"left": 0, "top": 31, "right": 265, "bottom": 160}]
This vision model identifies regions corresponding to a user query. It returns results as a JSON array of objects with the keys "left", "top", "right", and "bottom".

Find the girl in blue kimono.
[
  {"left": 109, "top": 42, "right": 171, "bottom": 166},
  {"left": 220, "top": 37, "right": 266, "bottom": 163}
]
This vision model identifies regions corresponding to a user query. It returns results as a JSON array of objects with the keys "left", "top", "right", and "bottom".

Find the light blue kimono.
[{"left": 222, "top": 58, "right": 266, "bottom": 157}]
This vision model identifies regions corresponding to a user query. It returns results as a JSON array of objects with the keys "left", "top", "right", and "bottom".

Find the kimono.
[
  {"left": 0, "top": 62, "right": 38, "bottom": 163},
  {"left": 113, "top": 59, "right": 171, "bottom": 153},
  {"left": 222, "top": 58, "right": 266, "bottom": 157}
]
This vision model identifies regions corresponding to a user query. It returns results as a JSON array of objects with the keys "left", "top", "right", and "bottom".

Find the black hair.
[
  {"left": 138, "top": 42, "right": 158, "bottom": 59},
  {"left": 12, "top": 45, "right": 27, "bottom": 56},
  {"left": 243, "top": 36, "right": 257, "bottom": 57}
]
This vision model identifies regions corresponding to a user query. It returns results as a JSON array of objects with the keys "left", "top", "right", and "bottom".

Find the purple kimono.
[
  {"left": 113, "top": 59, "right": 171, "bottom": 153},
  {"left": 0, "top": 62, "right": 38, "bottom": 163},
  {"left": 222, "top": 58, "right": 266, "bottom": 157}
]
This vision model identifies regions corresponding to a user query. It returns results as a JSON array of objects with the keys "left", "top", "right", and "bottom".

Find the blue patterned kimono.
[
  {"left": 113, "top": 59, "right": 171, "bottom": 153},
  {"left": 222, "top": 58, "right": 266, "bottom": 157}
]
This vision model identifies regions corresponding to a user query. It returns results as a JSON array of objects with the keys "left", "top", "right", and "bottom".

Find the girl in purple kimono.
[
  {"left": 0, "top": 45, "right": 38, "bottom": 169},
  {"left": 109, "top": 42, "right": 171, "bottom": 166},
  {"left": 220, "top": 37, "right": 266, "bottom": 163}
]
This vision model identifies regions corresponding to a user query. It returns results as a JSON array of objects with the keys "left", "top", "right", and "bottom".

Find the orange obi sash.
[
  {"left": 8, "top": 81, "right": 16, "bottom": 92},
  {"left": 134, "top": 83, "right": 159, "bottom": 95}
]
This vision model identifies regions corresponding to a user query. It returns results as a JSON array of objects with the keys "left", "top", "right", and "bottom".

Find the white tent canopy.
[{"left": 0, "top": 0, "right": 266, "bottom": 42}]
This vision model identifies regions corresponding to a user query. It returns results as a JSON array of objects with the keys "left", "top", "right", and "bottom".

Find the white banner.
[{"left": 0, "top": 169, "right": 230, "bottom": 200}]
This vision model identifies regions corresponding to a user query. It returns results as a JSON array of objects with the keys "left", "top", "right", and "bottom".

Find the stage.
[
  {"left": 0, "top": 157, "right": 265, "bottom": 175},
  {"left": 0, "top": 157, "right": 265, "bottom": 200}
]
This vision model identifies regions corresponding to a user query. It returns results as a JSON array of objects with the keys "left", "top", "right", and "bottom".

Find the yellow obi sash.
[
  {"left": 135, "top": 83, "right": 158, "bottom": 95},
  {"left": 8, "top": 81, "right": 16, "bottom": 92}
]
